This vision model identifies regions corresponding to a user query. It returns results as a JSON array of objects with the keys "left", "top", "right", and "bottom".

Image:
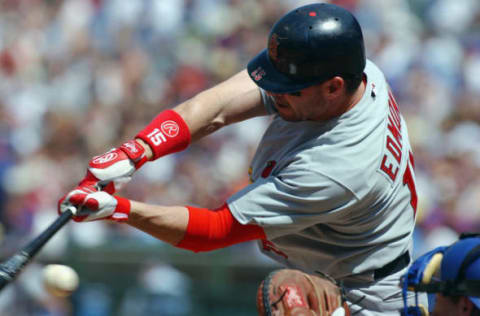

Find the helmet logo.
[
  {"left": 251, "top": 67, "right": 266, "bottom": 81},
  {"left": 268, "top": 33, "right": 280, "bottom": 62}
]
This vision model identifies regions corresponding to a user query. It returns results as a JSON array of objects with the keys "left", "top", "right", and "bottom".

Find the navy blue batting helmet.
[{"left": 247, "top": 3, "right": 366, "bottom": 93}]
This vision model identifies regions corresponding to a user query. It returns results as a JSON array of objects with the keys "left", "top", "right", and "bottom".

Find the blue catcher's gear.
[{"left": 401, "top": 234, "right": 480, "bottom": 315}]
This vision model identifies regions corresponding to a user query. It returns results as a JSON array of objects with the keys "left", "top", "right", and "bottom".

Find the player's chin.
[
  {"left": 278, "top": 111, "right": 302, "bottom": 122},
  {"left": 282, "top": 117, "right": 303, "bottom": 122}
]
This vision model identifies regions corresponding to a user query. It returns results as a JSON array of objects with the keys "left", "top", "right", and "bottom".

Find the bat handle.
[
  {"left": 23, "top": 207, "right": 75, "bottom": 257},
  {"left": 0, "top": 252, "right": 30, "bottom": 290}
]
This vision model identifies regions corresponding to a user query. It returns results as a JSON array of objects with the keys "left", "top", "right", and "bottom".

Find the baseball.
[{"left": 42, "top": 264, "right": 79, "bottom": 297}]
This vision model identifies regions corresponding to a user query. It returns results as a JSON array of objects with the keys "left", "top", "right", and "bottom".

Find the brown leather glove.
[{"left": 257, "top": 269, "right": 350, "bottom": 316}]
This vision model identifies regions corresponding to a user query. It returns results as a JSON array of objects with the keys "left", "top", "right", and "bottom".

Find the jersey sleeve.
[{"left": 227, "top": 165, "right": 357, "bottom": 240}]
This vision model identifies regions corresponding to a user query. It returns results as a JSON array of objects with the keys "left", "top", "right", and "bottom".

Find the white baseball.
[{"left": 43, "top": 264, "right": 79, "bottom": 297}]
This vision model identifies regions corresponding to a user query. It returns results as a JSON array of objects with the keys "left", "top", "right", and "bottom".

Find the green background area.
[{"left": 61, "top": 238, "right": 280, "bottom": 316}]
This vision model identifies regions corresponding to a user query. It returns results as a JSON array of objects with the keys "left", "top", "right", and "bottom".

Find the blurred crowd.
[{"left": 0, "top": 0, "right": 479, "bottom": 315}]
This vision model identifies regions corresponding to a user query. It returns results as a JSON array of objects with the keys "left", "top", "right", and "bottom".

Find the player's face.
[
  {"left": 269, "top": 88, "right": 323, "bottom": 122},
  {"left": 267, "top": 77, "right": 357, "bottom": 122},
  {"left": 267, "top": 86, "right": 329, "bottom": 122}
]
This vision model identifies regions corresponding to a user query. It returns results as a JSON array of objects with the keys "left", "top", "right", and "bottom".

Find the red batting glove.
[
  {"left": 79, "top": 139, "right": 148, "bottom": 194},
  {"left": 58, "top": 186, "right": 131, "bottom": 222}
]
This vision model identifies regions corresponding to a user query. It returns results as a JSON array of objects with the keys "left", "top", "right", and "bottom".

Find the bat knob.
[{"left": 65, "top": 206, "right": 77, "bottom": 215}]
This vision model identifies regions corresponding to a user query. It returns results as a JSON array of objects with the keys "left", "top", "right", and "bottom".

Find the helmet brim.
[{"left": 247, "top": 49, "right": 322, "bottom": 94}]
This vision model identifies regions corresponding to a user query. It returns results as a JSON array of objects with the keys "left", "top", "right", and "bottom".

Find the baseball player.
[
  {"left": 401, "top": 233, "right": 480, "bottom": 316},
  {"left": 58, "top": 3, "right": 425, "bottom": 315}
]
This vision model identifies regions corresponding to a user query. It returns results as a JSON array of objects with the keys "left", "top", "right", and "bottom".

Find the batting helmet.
[{"left": 247, "top": 3, "right": 366, "bottom": 93}]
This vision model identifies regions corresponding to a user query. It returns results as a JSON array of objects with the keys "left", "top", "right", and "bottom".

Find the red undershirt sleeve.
[{"left": 176, "top": 203, "right": 266, "bottom": 252}]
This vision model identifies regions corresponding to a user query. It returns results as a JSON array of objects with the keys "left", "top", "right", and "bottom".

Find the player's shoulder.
[{"left": 364, "top": 59, "right": 388, "bottom": 87}]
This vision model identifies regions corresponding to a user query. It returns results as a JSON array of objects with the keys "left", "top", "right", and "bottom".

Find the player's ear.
[{"left": 322, "top": 76, "right": 344, "bottom": 98}]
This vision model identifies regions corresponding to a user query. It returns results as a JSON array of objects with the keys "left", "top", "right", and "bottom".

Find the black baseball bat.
[{"left": 0, "top": 207, "right": 75, "bottom": 291}]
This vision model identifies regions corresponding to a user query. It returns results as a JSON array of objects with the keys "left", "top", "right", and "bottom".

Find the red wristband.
[
  {"left": 111, "top": 196, "right": 131, "bottom": 222},
  {"left": 136, "top": 110, "right": 191, "bottom": 160}
]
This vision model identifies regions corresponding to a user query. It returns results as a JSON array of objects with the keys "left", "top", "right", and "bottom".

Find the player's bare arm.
[
  {"left": 174, "top": 69, "right": 267, "bottom": 141},
  {"left": 123, "top": 200, "right": 265, "bottom": 251},
  {"left": 127, "top": 201, "right": 189, "bottom": 246},
  {"left": 57, "top": 69, "right": 265, "bottom": 199},
  {"left": 57, "top": 70, "right": 267, "bottom": 249},
  {"left": 136, "top": 70, "right": 266, "bottom": 159},
  {"left": 58, "top": 189, "right": 266, "bottom": 252}
]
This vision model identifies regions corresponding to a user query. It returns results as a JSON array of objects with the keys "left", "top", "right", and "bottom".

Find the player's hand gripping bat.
[{"left": 0, "top": 206, "right": 75, "bottom": 291}]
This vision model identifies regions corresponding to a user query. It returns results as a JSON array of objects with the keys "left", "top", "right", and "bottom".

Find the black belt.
[{"left": 374, "top": 251, "right": 410, "bottom": 280}]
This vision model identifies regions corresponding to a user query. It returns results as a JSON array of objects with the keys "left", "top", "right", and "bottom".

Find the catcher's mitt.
[{"left": 257, "top": 269, "right": 350, "bottom": 316}]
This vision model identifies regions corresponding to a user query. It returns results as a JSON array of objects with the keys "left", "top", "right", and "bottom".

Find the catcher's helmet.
[
  {"left": 440, "top": 235, "right": 480, "bottom": 308},
  {"left": 401, "top": 234, "right": 480, "bottom": 316},
  {"left": 248, "top": 3, "right": 366, "bottom": 93}
]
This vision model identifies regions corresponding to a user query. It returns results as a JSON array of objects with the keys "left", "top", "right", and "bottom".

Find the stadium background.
[{"left": 0, "top": 0, "right": 479, "bottom": 315}]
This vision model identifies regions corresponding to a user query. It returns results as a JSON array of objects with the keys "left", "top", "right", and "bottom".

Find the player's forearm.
[
  {"left": 173, "top": 70, "right": 265, "bottom": 142},
  {"left": 134, "top": 70, "right": 264, "bottom": 160},
  {"left": 125, "top": 201, "right": 266, "bottom": 252},
  {"left": 126, "top": 201, "right": 189, "bottom": 246}
]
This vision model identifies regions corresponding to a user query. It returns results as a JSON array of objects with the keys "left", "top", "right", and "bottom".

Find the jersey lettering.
[
  {"left": 388, "top": 90, "right": 402, "bottom": 128},
  {"left": 403, "top": 151, "right": 418, "bottom": 215},
  {"left": 387, "top": 116, "right": 402, "bottom": 146},
  {"left": 380, "top": 90, "right": 418, "bottom": 215},
  {"left": 380, "top": 155, "right": 399, "bottom": 181},
  {"left": 380, "top": 90, "right": 403, "bottom": 182},
  {"left": 386, "top": 136, "right": 402, "bottom": 163}
]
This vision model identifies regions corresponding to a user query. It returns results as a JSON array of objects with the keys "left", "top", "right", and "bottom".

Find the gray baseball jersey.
[{"left": 228, "top": 60, "right": 418, "bottom": 284}]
